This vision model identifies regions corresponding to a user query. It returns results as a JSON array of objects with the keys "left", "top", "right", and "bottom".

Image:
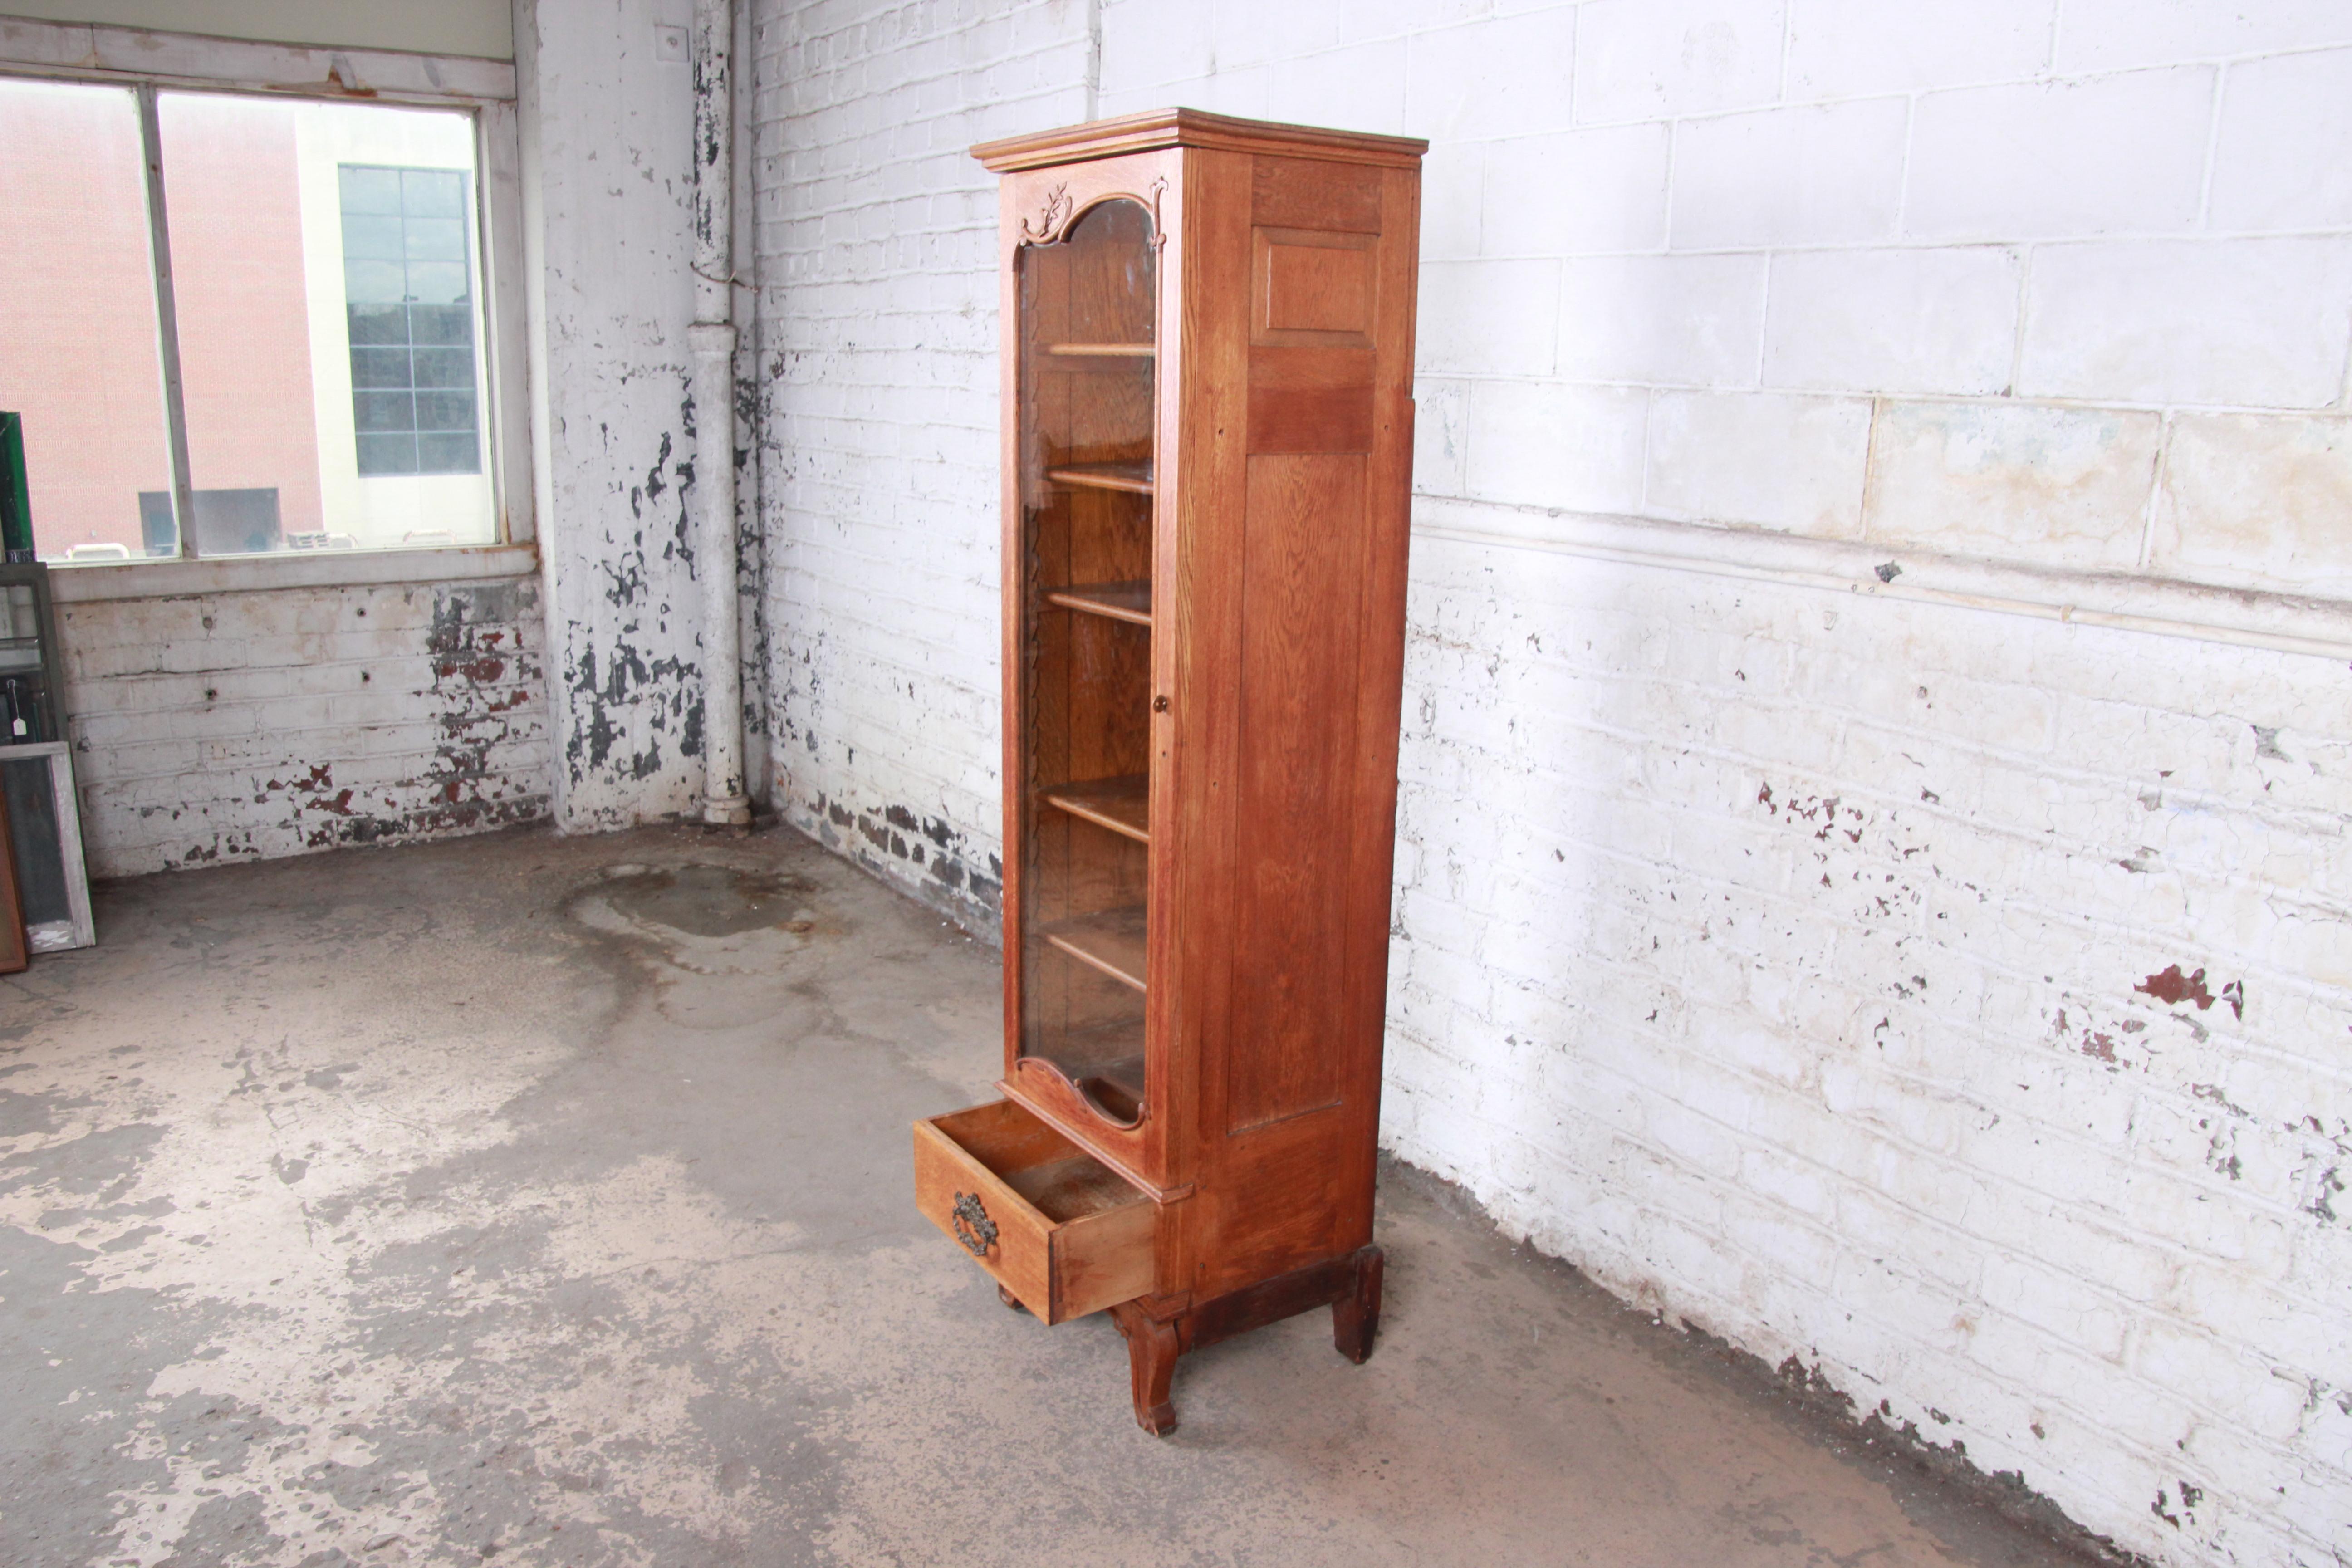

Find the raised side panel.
[
  {"left": 1254, "top": 227, "right": 1377, "bottom": 347},
  {"left": 1147, "top": 146, "right": 1422, "bottom": 1303},
  {"left": 1246, "top": 184, "right": 1381, "bottom": 450},
  {"left": 1191, "top": 152, "right": 1419, "bottom": 1300},
  {"left": 1227, "top": 451, "right": 1370, "bottom": 1134},
  {"left": 1196, "top": 1110, "right": 1348, "bottom": 1292}
]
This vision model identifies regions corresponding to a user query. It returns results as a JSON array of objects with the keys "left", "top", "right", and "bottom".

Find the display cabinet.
[{"left": 913, "top": 109, "right": 1425, "bottom": 1434}]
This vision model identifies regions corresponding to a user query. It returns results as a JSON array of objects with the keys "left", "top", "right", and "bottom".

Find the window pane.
[
  {"left": 348, "top": 304, "right": 410, "bottom": 346},
  {"left": 404, "top": 262, "right": 470, "bottom": 306},
  {"left": 337, "top": 165, "right": 402, "bottom": 214},
  {"left": 355, "top": 391, "right": 416, "bottom": 432},
  {"left": 415, "top": 391, "right": 475, "bottom": 432},
  {"left": 343, "top": 257, "right": 409, "bottom": 304},
  {"left": 408, "top": 305, "right": 471, "bottom": 347},
  {"left": 340, "top": 214, "right": 405, "bottom": 261},
  {"left": 356, "top": 433, "right": 417, "bottom": 475},
  {"left": 411, "top": 348, "right": 471, "bottom": 389},
  {"left": 401, "top": 169, "right": 466, "bottom": 216},
  {"left": 0, "top": 78, "right": 180, "bottom": 562},
  {"left": 157, "top": 93, "right": 494, "bottom": 554},
  {"left": 351, "top": 347, "right": 413, "bottom": 389},
  {"left": 404, "top": 218, "right": 467, "bottom": 261}
]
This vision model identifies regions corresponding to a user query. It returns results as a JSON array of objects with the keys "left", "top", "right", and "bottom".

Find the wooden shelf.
[
  {"left": 1042, "top": 906, "right": 1147, "bottom": 992},
  {"left": 1046, "top": 462, "right": 1155, "bottom": 495},
  {"left": 1044, "top": 580, "right": 1152, "bottom": 627},
  {"left": 1045, "top": 343, "right": 1154, "bottom": 358},
  {"left": 1043, "top": 774, "right": 1148, "bottom": 843}
]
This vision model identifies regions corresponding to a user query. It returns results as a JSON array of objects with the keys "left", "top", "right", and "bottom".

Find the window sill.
[{"left": 45, "top": 542, "right": 539, "bottom": 603}]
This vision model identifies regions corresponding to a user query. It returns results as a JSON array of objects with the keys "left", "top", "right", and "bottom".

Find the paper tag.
[{"left": 10, "top": 717, "right": 23, "bottom": 736}]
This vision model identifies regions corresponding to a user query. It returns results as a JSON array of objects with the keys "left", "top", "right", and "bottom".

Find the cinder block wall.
[
  {"left": 754, "top": 4, "right": 2350, "bottom": 1564},
  {"left": 57, "top": 578, "right": 549, "bottom": 877}
]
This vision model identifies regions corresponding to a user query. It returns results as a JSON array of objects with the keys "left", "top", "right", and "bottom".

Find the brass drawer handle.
[{"left": 951, "top": 1191, "right": 998, "bottom": 1258}]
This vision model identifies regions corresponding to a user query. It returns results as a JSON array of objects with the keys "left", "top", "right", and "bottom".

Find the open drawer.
[{"left": 913, "top": 1098, "right": 1155, "bottom": 1324}]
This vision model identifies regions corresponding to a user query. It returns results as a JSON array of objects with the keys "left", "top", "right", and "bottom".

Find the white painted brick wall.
[
  {"left": 58, "top": 577, "right": 550, "bottom": 878},
  {"left": 1382, "top": 537, "right": 2349, "bottom": 1567},
  {"left": 749, "top": 0, "right": 1091, "bottom": 923},
  {"left": 754, "top": 3, "right": 2352, "bottom": 1562},
  {"left": 1100, "top": 0, "right": 2352, "bottom": 597}
]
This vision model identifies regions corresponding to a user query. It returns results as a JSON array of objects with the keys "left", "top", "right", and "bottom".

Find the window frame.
[{"left": 0, "top": 18, "right": 533, "bottom": 573}]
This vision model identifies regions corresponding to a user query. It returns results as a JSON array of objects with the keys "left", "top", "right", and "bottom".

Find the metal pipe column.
[{"left": 691, "top": 0, "right": 750, "bottom": 826}]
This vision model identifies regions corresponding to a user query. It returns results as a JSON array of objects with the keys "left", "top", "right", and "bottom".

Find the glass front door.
[{"left": 1013, "top": 196, "right": 1158, "bottom": 1127}]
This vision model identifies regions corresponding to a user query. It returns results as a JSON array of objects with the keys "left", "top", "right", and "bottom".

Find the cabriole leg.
[
  {"left": 1332, "top": 1244, "right": 1384, "bottom": 1364},
  {"left": 1111, "top": 1300, "right": 1182, "bottom": 1436}
]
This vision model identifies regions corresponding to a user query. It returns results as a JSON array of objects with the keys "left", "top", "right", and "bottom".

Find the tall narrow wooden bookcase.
[{"left": 912, "top": 110, "right": 1426, "bottom": 1435}]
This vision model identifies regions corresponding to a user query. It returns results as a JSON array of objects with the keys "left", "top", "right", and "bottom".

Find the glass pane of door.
[{"left": 1015, "top": 196, "right": 1158, "bottom": 1127}]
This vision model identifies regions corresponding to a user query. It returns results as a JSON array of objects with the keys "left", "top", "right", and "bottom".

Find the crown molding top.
[{"left": 973, "top": 108, "right": 1428, "bottom": 172}]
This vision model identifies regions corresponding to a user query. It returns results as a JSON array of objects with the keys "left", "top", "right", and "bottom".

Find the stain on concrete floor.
[{"left": 0, "top": 825, "right": 2099, "bottom": 1566}]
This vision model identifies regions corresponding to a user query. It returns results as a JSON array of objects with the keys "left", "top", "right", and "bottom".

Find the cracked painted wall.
[
  {"left": 57, "top": 578, "right": 551, "bottom": 878},
  {"left": 41, "top": 0, "right": 767, "bottom": 867},
  {"left": 521, "top": 0, "right": 719, "bottom": 831},
  {"left": 1380, "top": 544, "right": 2350, "bottom": 1568}
]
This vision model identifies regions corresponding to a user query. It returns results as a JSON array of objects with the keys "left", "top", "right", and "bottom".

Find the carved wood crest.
[
  {"left": 1019, "top": 182, "right": 1074, "bottom": 243},
  {"left": 1016, "top": 177, "right": 1169, "bottom": 248}
]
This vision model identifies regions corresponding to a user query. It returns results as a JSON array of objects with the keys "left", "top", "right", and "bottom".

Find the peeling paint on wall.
[
  {"left": 1380, "top": 539, "right": 2352, "bottom": 1568},
  {"left": 58, "top": 579, "right": 552, "bottom": 880},
  {"left": 787, "top": 785, "right": 1001, "bottom": 936},
  {"left": 528, "top": 0, "right": 718, "bottom": 833}
]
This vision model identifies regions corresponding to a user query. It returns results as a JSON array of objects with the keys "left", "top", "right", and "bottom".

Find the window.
[
  {"left": 0, "top": 70, "right": 508, "bottom": 563},
  {"left": 341, "top": 166, "right": 481, "bottom": 480}
]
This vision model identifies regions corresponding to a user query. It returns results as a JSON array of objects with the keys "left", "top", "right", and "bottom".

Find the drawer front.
[
  {"left": 914, "top": 1115, "right": 1057, "bottom": 1312},
  {"left": 912, "top": 1101, "right": 1157, "bottom": 1324}
]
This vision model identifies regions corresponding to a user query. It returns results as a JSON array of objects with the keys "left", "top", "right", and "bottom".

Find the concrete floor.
[{"left": 0, "top": 824, "right": 2105, "bottom": 1567}]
